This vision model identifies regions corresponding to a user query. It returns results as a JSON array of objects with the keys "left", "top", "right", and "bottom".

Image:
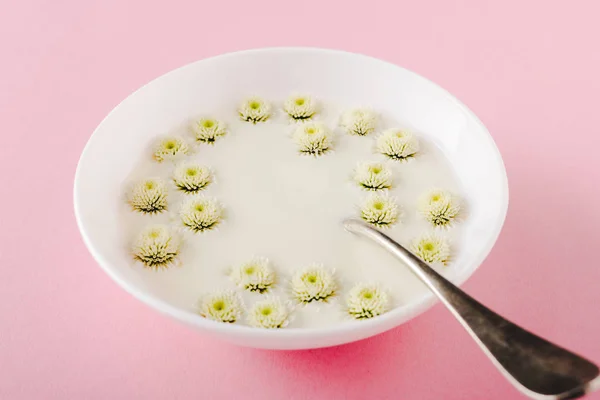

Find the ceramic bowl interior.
[{"left": 74, "top": 47, "right": 508, "bottom": 349}]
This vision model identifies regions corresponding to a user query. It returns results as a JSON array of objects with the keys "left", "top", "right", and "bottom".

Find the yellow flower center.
[
  {"left": 261, "top": 307, "right": 272, "bottom": 316},
  {"left": 295, "top": 98, "right": 305, "bottom": 106},
  {"left": 203, "top": 120, "right": 214, "bottom": 128},
  {"left": 249, "top": 101, "right": 261, "bottom": 110},
  {"left": 213, "top": 301, "right": 225, "bottom": 311},
  {"left": 186, "top": 168, "right": 197, "bottom": 176}
]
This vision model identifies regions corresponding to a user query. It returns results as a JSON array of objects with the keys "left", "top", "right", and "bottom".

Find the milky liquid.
[{"left": 120, "top": 104, "right": 465, "bottom": 329}]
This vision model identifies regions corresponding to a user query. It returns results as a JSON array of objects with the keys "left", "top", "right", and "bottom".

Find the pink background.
[{"left": 2, "top": 0, "right": 600, "bottom": 399}]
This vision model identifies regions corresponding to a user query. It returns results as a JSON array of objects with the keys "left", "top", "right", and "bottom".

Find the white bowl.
[{"left": 74, "top": 47, "right": 508, "bottom": 349}]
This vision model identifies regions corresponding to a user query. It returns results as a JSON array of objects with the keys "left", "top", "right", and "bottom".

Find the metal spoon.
[{"left": 343, "top": 218, "right": 599, "bottom": 400}]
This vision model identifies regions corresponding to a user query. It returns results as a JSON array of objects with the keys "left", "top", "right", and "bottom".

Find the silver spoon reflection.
[{"left": 344, "top": 218, "right": 599, "bottom": 400}]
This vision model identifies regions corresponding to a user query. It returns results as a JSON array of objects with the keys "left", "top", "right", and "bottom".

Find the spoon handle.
[{"left": 344, "top": 219, "right": 599, "bottom": 400}]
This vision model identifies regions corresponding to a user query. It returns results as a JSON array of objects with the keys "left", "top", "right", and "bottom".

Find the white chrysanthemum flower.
[
  {"left": 173, "top": 162, "right": 212, "bottom": 193},
  {"left": 230, "top": 257, "right": 276, "bottom": 293},
  {"left": 347, "top": 283, "right": 390, "bottom": 320},
  {"left": 340, "top": 108, "right": 377, "bottom": 136},
  {"left": 353, "top": 162, "right": 392, "bottom": 191},
  {"left": 248, "top": 297, "right": 290, "bottom": 329},
  {"left": 418, "top": 189, "right": 461, "bottom": 228},
  {"left": 283, "top": 94, "right": 318, "bottom": 121},
  {"left": 132, "top": 225, "right": 180, "bottom": 269},
  {"left": 376, "top": 128, "right": 419, "bottom": 162},
  {"left": 153, "top": 136, "right": 189, "bottom": 162},
  {"left": 411, "top": 233, "right": 451, "bottom": 265},
  {"left": 179, "top": 196, "right": 224, "bottom": 233},
  {"left": 238, "top": 96, "right": 271, "bottom": 123},
  {"left": 192, "top": 117, "right": 227, "bottom": 144},
  {"left": 292, "top": 122, "right": 333, "bottom": 156},
  {"left": 360, "top": 193, "right": 400, "bottom": 227},
  {"left": 291, "top": 264, "right": 336, "bottom": 304},
  {"left": 128, "top": 178, "right": 168, "bottom": 214},
  {"left": 198, "top": 291, "right": 243, "bottom": 323}
]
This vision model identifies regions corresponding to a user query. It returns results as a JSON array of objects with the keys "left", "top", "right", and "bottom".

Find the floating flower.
[
  {"left": 376, "top": 128, "right": 419, "bottom": 161},
  {"left": 248, "top": 297, "right": 290, "bottom": 329},
  {"left": 230, "top": 257, "right": 276, "bottom": 293},
  {"left": 360, "top": 193, "right": 399, "bottom": 227},
  {"left": 173, "top": 162, "right": 212, "bottom": 193},
  {"left": 179, "top": 196, "right": 223, "bottom": 233},
  {"left": 418, "top": 189, "right": 461, "bottom": 228},
  {"left": 199, "top": 291, "right": 243, "bottom": 323},
  {"left": 353, "top": 162, "right": 392, "bottom": 191},
  {"left": 128, "top": 178, "right": 168, "bottom": 214},
  {"left": 347, "top": 283, "right": 389, "bottom": 320},
  {"left": 411, "top": 233, "right": 451, "bottom": 265},
  {"left": 292, "top": 122, "right": 333, "bottom": 156},
  {"left": 131, "top": 225, "right": 180, "bottom": 269},
  {"left": 192, "top": 117, "right": 227, "bottom": 144},
  {"left": 153, "top": 136, "right": 189, "bottom": 162},
  {"left": 238, "top": 96, "right": 271, "bottom": 123},
  {"left": 283, "top": 94, "right": 317, "bottom": 121},
  {"left": 291, "top": 264, "right": 336, "bottom": 304},
  {"left": 340, "top": 108, "right": 377, "bottom": 136}
]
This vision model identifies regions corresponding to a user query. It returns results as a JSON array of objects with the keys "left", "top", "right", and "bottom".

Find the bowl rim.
[{"left": 73, "top": 46, "right": 509, "bottom": 345}]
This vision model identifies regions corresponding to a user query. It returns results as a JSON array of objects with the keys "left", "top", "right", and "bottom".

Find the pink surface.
[{"left": 2, "top": 0, "right": 600, "bottom": 399}]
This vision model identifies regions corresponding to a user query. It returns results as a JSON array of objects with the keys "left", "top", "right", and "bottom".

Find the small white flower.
[
  {"left": 192, "top": 117, "right": 227, "bottom": 144},
  {"left": 128, "top": 178, "right": 168, "bottom": 214},
  {"left": 198, "top": 291, "right": 243, "bottom": 323},
  {"left": 153, "top": 136, "right": 189, "bottom": 162},
  {"left": 353, "top": 162, "right": 392, "bottom": 191},
  {"left": 347, "top": 283, "right": 389, "bottom": 320},
  {"left": 418, "top": 189, "right": 461, "bottom": 228},
  {"left": 340, "top": 108, "right": 377, "bottom": 136},
  {"left": 360, "top": 193, "right": 400, "bottom": 227},
  {"left": 376, "top": 128, "right": 419, "bottom": 162},
  {"left": 411, "top": 233, "right": 451, "bottom": 265},
  {"left": 238, "top": 96, "right": 271, "bottom": 123},
  {"left": 292, "top": 122, "right": 333, "bottom": 156},
  {"left": 283, "top": 94, "right": 318, "bottom": 121},
  {"left": 179, "top": 196, "right": 224, "bottom": 233},
  {"left": 173, "top": 162, "right": 212, "bottom": 193},
  {"left": 230, "top": 257, "right": 276, "bottom": 293},
  {"left": 248, "top": 297, "right": 290, "bottom": 329},
  {"left": 132, "top": 225, "right": 180, "bottom": 269},
  {"left": 291, "top": 264, "right": 336, "bottom": 304}
]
